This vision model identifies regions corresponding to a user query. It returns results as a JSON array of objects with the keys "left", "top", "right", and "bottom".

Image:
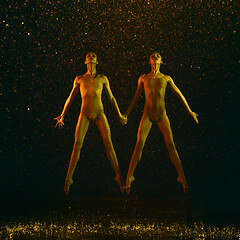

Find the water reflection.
[
  {"left": 1, "top": 196, "right": 239, "bottom": 239},
  {"left": 1, "top": 219, "right": 239, "bottom": 239}
]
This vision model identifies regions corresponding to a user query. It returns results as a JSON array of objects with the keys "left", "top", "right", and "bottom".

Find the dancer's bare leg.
[
  {"left": 95, "top": 113, "right": 124, "bottom": 192},
  {"left": 64, "top": 113, "right": 89, "bottom": 195},
  {"left": 126, "top": 114, "right": 152, "bottom": 193},
  {"left": 157, "top": 113, "right": 188, "bottom": 193}
]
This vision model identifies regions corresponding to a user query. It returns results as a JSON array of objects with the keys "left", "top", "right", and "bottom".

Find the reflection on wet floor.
[
  {"left": 0, "top": 218, "right": 240, "bottom": 239},
  {"left": 1, "top": 196, "right": 239, "bottom": 239},
  {"left": 1, "top": 220, "right": 239, "bottom": 239}
]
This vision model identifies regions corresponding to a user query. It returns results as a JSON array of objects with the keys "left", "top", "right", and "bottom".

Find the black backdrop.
[{"left": 1, "top": 0, "right": 239, "bottom": 218}]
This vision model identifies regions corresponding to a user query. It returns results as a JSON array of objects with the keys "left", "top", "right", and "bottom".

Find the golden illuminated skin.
[
  {"left": 55, "top": 52, "right": 127, "bottom": 195},
  {"left": 125, "top": 52, "right": 199, "bottom": 194}
]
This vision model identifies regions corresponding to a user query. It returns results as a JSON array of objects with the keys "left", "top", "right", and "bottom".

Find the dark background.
[{"left": 1, "top": 0, "right": 239, "bottom": 223}]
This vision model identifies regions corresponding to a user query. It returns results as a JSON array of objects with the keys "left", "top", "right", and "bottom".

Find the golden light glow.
[{"left": 1, "top": 221, "right": 239, "bottom": 239}]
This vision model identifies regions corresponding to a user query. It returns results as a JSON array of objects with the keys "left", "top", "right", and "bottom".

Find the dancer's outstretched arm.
[
  {"left": 124, "top": 75, "right": 144, "bottom": 117},
  {"left": 103, "top": 75, "right": 127, "bottom": 125},
  {"left": 55, "top": 77, "right": 80, "bottom": 128},
  {"left": 167, "top": 76, "right": 199, "bottom": 124}
]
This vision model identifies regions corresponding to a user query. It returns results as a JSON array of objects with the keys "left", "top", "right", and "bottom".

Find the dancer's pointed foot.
[
  {"left": 64, "top": 178, "right": 73, "bottom": 196},
  {"left": 125, "top": 175, "right": 135, "bottom": 194},
  {"left": 177, "top": 176, "right": 188, "bottom": 193},
  {"left": 115, "top": 174, "right": 125, "bottom": 193}
]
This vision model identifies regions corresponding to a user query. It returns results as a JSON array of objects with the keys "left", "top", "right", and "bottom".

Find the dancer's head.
[
  {"left": 149, "top": 52, "right": 163, "bottom": 65},
  {"left": 85, "top": 52, "right": 98, "bottom": 64}
]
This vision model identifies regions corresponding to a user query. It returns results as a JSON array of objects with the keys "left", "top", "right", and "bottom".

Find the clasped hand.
[{"left": 119, "top": 114, "right": 128, "bottom": 125}]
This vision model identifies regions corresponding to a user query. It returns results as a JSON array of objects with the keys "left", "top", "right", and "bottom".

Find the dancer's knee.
[
  {"left": 166, "top": 141, "right": 176, "bottom": 152},
  {"left": 103, "top": 138, "right": 113, "bottom": 151},
  {"left": 73, "top": 140, "right": 83, "bottom": 151},
  {"left": 135, "top": 140, "right": 145, "bottom": 151}
]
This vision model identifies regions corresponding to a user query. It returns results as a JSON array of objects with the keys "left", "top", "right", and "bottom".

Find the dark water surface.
[{"left": 1, "top": 193, "right": 239, "bottom": 239}]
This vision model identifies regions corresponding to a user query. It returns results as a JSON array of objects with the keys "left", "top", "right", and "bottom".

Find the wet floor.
[{"left": 1, "top": 193, "right": 239, "bottom": 239}]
